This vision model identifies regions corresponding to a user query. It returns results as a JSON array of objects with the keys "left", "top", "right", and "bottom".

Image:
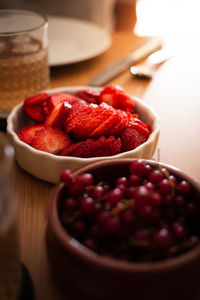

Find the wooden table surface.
[{"left": 11, "top": 31, "right": 200, "bottom": 299}]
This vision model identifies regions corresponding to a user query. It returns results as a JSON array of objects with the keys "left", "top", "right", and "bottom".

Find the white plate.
[{"left": 48, "top": 16, "right": 111, "bottom": 66}]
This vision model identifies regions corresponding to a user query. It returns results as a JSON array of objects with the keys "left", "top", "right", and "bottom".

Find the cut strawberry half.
[
  {"left": 99, "top": 85, "right": 121, "bottom": 107},
  {"left": 74, "top": 89, "right": 100, "bottom": 104},
  {"left": 23, "top": 93, "right": 49, "bottom": 122},
  {"left": 47, "top": 93, "right": 87, "bottom": 113},
  {"left": 31, "top": 127, "right": 71, "bottom": 154},
  {"left": 99, "top": 85, "right": 135, "bottom": 112},
  {"left": 45, "top": 102, "right": 71, "bottom": 130},
  {"left": 18, "top": 124, "right": 46, "bottom": 145}
]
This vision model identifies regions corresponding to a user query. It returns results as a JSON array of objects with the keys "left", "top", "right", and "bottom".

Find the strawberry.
[
  {"left": 74, "top": 89, "right": 100, "bottom": 104},
  {"left": 109, "top": 110, "right": 129, "bottom": 136},
  {"left": 92, "top": 136, "right": 121, "bottom": 157},
  {"left": 31, "top": 127, "right": 71, "bottom": 154},
  {"left": 64, "top": 103, "right": 98, "bottom": 134},
  {"left": 99, "top": 85, "right": 135, "bottom": 112},
  {"left": 119, "top": 119, "right": 151, "bottom": 152},
  {"left": 115, "top": 92, "right": 135, "bottom": 112},
  {"left": 88, "top": 110, "right": 121, "bottom": 138},
  {"left": 45, "top": 102, "right": 71, "bottom": 130},
  {"left": 60, "top": 142, "right": 82, "bottom": 156},
  {"left": 133, "top": 118, "right": 151, "bottom": 131},
  {"left": 18, "top": 124, "right": 46, "bottom": 145},
  {"left": 99, "top": 85, "right": 120, "bottom": 107},
  {"left": 69, "top": 139, "right": 96, "bottom": 158},
  {"left": 24, "top": 93, "right": 49, "bottom": 122},
  {"left": 131, "top": 113, "right": 139, "bottom": 119},
  {"left": 111, "top": 138, "right": 122, "bottom": 156},
  {"left": 47, "top": 93, "right": 87, "bottom": 114},
  {"left": 60, "top": 136, "right": 121, "bottom": 158},
  {"left": 61, "top": 139, "right": 96, "bottom": 158},
  {"left": 43, "top": 101, "right": 51, "bottom": 117},
  {"left": 72, "top": 102, "right": 115, "bottom": 139}
]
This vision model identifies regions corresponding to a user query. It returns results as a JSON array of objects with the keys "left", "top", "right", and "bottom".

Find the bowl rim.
[
  {"left": 7, "top": 86, "right": 160, "bottom": 163},
  {"left": 48, "top": 158, "right": 200, "bottom": 274}
]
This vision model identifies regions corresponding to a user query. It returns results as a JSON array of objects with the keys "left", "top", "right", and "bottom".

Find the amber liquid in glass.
[{"left": 0, "top": 35, "right": 49, "bottom": 113}]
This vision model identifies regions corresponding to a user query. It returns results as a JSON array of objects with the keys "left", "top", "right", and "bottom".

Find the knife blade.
[{"left": 89, "top": 37, "right": 162, "bottom": 86}]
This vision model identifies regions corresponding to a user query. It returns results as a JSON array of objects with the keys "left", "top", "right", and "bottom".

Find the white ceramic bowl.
[{"left": 7, "top": 86, "right": 160, "bottom": 183}]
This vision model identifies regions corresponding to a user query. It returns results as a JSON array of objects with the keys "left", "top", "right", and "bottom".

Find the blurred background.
[
  {"left": 136, "top": 0, "right": 200, "bottom": 38},
  {"left": 1, "top": 0, "right": 200, "bottom": 39}
]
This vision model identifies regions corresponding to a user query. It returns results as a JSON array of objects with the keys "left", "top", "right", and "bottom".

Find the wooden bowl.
[{"left": 47, "top": 158, "right": 200, "bottom": 300}]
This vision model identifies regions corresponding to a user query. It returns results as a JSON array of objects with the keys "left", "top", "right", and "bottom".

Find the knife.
[{"left": 89, "top": 37, "right": 162, "bottom": 86}]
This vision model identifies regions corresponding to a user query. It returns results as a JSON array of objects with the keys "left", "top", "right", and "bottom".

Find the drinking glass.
[
  {"left": 0, "top": 133, "right": 22, "bottom": 300},
  {"left": 0, "top": 9, "right": 50, "bottom": 117}
]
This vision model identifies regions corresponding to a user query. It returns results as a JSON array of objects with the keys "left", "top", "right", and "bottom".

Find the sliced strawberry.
[
  {"left": 18, "top": 124, "right": 46, "bottom": 145},
  {"left": 119, "top": 119, "right": 151, "bottom": 152},
  {"left": 92, "top": 136, "right": 111, "bottom": 156},
  {"left": 92, "top": 136, "right": 121, "bottom": 157},
  {"left": 60, "top": 136, "right": 121, "bottom": 158},
  {"left": 99, "top": 85, "right": 121, "bottom": 107},
  {"left": 99, "top": 85, "right": 135, "bottom": 112},
  {"left": 133, "top": 118, "right": 151, "bottom": 131},
  {"left": 60, "top": 142, "right": 81, "bottom": 156},
  {"left": 88, "top": 106, "right": 120, "bottom": 138},
  {"left": 64, "top": 104, "right": 85, "bottom": 132},
  {"left": 45, "top": 102, "right": 71, "bottom": 130},
  {"left": 74, "top": 89, "right": 100, "bottom": 104},
  {"left": 111, "top": 138, "right": 122, "bottom": 156},
  {"left": 24, "top": 93, "right": 49, "bottom": 122},
  {"left": 135, "top": 122, "right": 151, "bottom": 138},
  {"left": 61, "top": 139, "right": 96, "bottom": 158},
  {"left": 47, "top": 93, "right": 86, "bottom": 113},
  {"left": 103, "top": 135, "right": 122, "bottom": 156},
  {"left": 115, "top": 91, "right": 135, "bottom": 112},
  {"left": 70, "top": 139, "right": 96, "bottom": 158},
  {"left": 64, "top": 103, "right": 97, "bottom": 134},
  {"left": 72, "top": 102, "right": 115, "bottom": 139},
  {"left": 43, "top": 101, "right": 51, "bottom": 117},
  {"left": 31, "top": 127, "right": 71, "bottom": 154},
  {"left": 109, "top": 110, "right": 129, "bottom": 136},
  {"left": 132, "top": 113, "right": 139, "bottom": 119},
  {"left": 89, "top": 136, "right": 105, "bottom": 157}
]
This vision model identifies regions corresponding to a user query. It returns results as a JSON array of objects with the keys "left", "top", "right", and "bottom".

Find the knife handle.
[
  {"left": 89, "top": 56, "right": 131, "bottom": 87},
  {"left": 89, "top": 37, "right": 162, "bottom": 86},
  {"left": 128, "top": 38, "right": 162, "bottom": 62}
]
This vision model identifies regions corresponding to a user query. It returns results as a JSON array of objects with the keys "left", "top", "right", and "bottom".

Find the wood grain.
[{"left": 7, "top": 32, "right": 200, "bottom": 299}]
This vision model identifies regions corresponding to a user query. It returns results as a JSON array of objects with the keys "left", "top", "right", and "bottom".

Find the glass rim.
[{"left": 0, "top": 9, "right": 48, "bottom": 36}]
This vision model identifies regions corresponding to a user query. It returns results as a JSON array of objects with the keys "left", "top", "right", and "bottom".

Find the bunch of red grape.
[{"left": 59, "top": 160, "right": 200, "bottom": 262}]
